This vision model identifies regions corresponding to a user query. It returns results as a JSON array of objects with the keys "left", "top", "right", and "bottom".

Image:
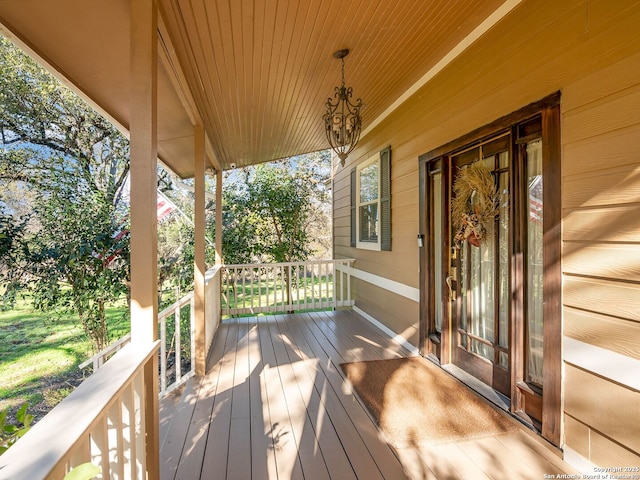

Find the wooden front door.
[
  {"left": 448, "top": 135, "right": 511, "bottom": 398},
  {"left": 419, "top": 95, "right": 562, "bottom": 443}
]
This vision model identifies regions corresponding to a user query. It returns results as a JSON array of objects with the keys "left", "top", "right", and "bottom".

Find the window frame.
[
  {"left": 355, "top": 154, "right": 382, "bottom": 250},
  {"left": 350, "top": 145, "right": 392, "bottom": 251}
]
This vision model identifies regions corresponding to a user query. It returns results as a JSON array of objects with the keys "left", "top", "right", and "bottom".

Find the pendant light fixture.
[{"left": 323, "top": 49, "right": 363, "bottom": 166}]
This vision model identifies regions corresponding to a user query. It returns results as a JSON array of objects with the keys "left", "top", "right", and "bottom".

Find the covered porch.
[
  {"left": 3, "top": 0, "right": 640, "bottom": 477},
  {"left": 159, "top": 310, "right": 577, "bottom": 479}
]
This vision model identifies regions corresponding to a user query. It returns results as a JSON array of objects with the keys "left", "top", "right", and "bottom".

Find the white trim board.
[
  {"left": 562, "top": 446, "right": 595, "bottom": 475},
  {"left": 353, "top": 306, "right": 419, "bottom": 356},
  {"left": 336, "top": 264, "right": 420, "bottom": 303},
  {"left": 563, "top": 336, "right": 640, "bottom": 392}
]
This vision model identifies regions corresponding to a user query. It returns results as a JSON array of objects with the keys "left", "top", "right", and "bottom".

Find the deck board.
[
  {"left": 160, "top": 310, "right": 578, "bottom": 479},
  {"left": 279, "top": 313, "right": 409, "bottom": 480},
  {"left": 250, "top": 322, "right": 273, "bottom": 480},
  {"left": 271, "top": 316, "right": 332, "bottom": 480},
  {"left": 257, "top": 316, "right": 305, "bottom": 480},
  {"left": 181, "top": 315, "right": 238, "bottom": 479},
  {"left": 273, "top": 315, "right": 358, "bottom": 480},
  {"left": 225, "top": 319, "right": 252, "bottom": 480},
  {"left": 280, "top": 313, "right": 387, "bottom": 480}
]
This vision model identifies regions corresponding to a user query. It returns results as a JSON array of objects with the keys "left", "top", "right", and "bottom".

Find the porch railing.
[
  {"left": 205, "top": 265, "right": 222, "bottom": 357},
  {"left": 158, "top": 291, "right": 195, "bottom": 396},
  {"left": 81, "top": 266, "right": 223, "bottom": 398},
  {"left": 0, "top": 341, "right": 160, "bottom": 479},
  {"left": 78, "top": 333, "right": 131, "bottom": 371},
  {"left": 222, "top": 259, "right": 355, "bottom": 316},
  {"left": 78, "top": 292, "right": 197, "bottom": 398},
  {"left": 0, "top": 260, "right": 352, "bottom": 479}
]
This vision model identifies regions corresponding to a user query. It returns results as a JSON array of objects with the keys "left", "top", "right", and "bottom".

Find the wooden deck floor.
[{"left": 159, "top": 310, "right": 578, "bottom": 479}]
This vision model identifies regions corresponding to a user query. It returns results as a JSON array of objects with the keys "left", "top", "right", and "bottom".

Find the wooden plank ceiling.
[{"left": 0, "top": 0, "right": 505, "bottom": 177}]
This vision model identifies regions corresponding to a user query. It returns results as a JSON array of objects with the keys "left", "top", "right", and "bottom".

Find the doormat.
[{"left": 340, "top": 357, "right": 518, "bottom": 448}]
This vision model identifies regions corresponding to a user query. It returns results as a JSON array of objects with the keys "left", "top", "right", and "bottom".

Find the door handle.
[{"left": 445, "top": 275, "right": 454, "bottom": 295}]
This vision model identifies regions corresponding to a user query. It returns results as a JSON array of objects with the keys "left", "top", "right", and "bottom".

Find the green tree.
[
  {"left": 216, "top": 172, "right": 259, "bottom": 265},
  {"left": 248, "top": 163, "right": 312, "bottom": 264},
  {"left": 0, "top": 35, "right": 130, "bottom": 351},
  {"left": 208, "top": 151, "right": 331, "bottom": 267},
  {"left": 157, "top": 212, "right": 196, "bottom": 306},
  {"left": 0, "top": 37, "right": 129, "bottom": 205},
  {"left": 0, "top": 212, "right": 27, "bottom": 309},
  {"left": 26, "top": 188, "right": 129, "bottom": 351},
  {"left": 226, "top": 152, "right": 331, "bottom": 305}
]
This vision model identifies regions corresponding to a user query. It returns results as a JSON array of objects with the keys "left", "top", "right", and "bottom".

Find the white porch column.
[
  {"left": 129, "top": 1, "right": 159, "bottom": 477},
  {"left": 215, "top": 169, "right": 223, "bottom": 264},
  {"left": 193, "top": 125, "right": 206, "bottom": 375}
]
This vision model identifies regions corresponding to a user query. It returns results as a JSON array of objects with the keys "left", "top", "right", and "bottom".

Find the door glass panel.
[
  {"left": 453, "top": 137, "right": 510, "bottom": 387},
  {"left": 459, "top": 240, "right": 468, "bottom": 347},
  {"left": 526, "top": 140, "right": 544, "bottom": 386},
  {"left": 498, "top": 167, "right": 509, "bottom": 351},
  {"left": 471, "top": 339, "right": 494, "bottom": 360},
  {"left": 469, "top": 213, "right": 495, "bottom": 361},
  {"left": 499, "top": 351, "right": 509, "bottom": 369},
  {"left": 433, "top": 172, "right": 443, "bottom": 332}
]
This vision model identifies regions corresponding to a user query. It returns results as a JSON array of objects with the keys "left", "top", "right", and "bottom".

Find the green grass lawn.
[{"left": 0, "top": 296, "right": 129, "bottom": 420}]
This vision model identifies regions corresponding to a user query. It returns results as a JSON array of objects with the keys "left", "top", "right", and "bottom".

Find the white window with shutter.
[{"left": 351, "top": 146, "right": 391, "bottom": 251}]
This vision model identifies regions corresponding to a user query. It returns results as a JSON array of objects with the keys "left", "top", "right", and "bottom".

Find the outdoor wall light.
[
  {"left": 323, "top": 49, "right": 363, "bottom": 166},
  {"left": 417, "top": 234, "right": 424, "bottom": 248}
]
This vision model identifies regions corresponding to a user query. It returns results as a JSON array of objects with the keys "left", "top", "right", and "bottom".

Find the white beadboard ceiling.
[{"left": 0, "top": 0, "right": 506, "bottom": 178}]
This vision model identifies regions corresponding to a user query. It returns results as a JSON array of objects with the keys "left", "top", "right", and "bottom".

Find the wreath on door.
[{"left": 452, "top": 161, "right": 499, "bottom": 249}]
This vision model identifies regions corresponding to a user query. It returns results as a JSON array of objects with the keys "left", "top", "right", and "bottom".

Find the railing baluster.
[
  {"left": 257, "top": 266, "right": 262, "bottom": 312},
  {"left": 302, "top": 263, "right": 307, "bottom": 310},
  {"left": 292, "top": 263, "right": 296, "bottom": 309},
  {"left": 274, "top": 266, "right": 278, "bottom": 313},
  {"left": 288, "top": 264, "right": 293, "bottom": 312},
  {"left": 335, "top": 261, "right": 340, "bottom": 307},
  {"left": 174, "top": 306, "right": 181, "bottom": 383},
  {"left": 348, "top": 261, "right": 352, "bottom": 306},
  {"left": 121, "top": 383, "right": 134, "bottom": 479},
  {"left": 126, "top": 381, "right": 138, "bottom": 479},
  {"left": 190, "top": 294, "right": 196, "bottom": 375},
  {"left": 90, "top": 416, "right": 109, "bottom": 479},
  {"left": 240, "top": 266, "right": 245, "bottom": 313},
  {"left": 318, "top": 262, "right": 322, "bottom": 308},
  {"left": 274, "top": 266, "right": 278, "bottom": 312},
  {"left": 250, "top": 266, "right": 254, "bottom": 313},
  {"left": 108, "top": 401, "right": 125, "bottom": 479},
  {"left": 133, "top": 369, "right": 146, "bottom": 477},
  {"left": 233, "top": 267, "right": 238, "bottom": 315},
  {"left": 325, "top": 261, "right": 329, "bottom": 308},
  {"left": 69, "top": 437, "right": 91, "bottom": 474},
  {"left": 160, "top": 315, "right": 167, "bottom": 394},
  {"left": 312, "top": 264, "right": 317, "bottom": 310}
]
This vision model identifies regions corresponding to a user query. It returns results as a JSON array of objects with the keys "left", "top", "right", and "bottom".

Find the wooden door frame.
[
  {"left": 418, "top": 92, "right": 562, "bottom": 447},
  {"left": 419, "top": 157, "right": 451, "bottom": 364}
]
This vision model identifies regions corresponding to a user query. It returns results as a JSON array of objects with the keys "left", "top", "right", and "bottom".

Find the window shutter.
[
  {"left": 350, "top": 167, "right": 357, "bottom": 247},
  {"left": 380, "top": 146, "right": 392, "bottom": 251}
]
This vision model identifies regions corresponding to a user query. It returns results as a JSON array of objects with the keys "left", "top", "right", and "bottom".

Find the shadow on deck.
[{"left": 158, "top": 310, "right": 577, "bottom": 479}]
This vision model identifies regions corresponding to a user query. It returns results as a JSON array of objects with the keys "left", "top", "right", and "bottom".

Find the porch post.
[
  {"left": 130, "top": 0, "right": 158, "bottom": 343},
  {"left": 215, "top": 169, "right": 223, "bottom": 264},
  {"left": 130, "top": 0, "right": 159, "bottom": 477},
  {"left": 194, "top": 125, "right": 206, "bottom": 376}
]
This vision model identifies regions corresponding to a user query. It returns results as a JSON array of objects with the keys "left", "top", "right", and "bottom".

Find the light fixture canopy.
[{"left": 323, "top": 49, "right": 363, "bottom": 166}]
